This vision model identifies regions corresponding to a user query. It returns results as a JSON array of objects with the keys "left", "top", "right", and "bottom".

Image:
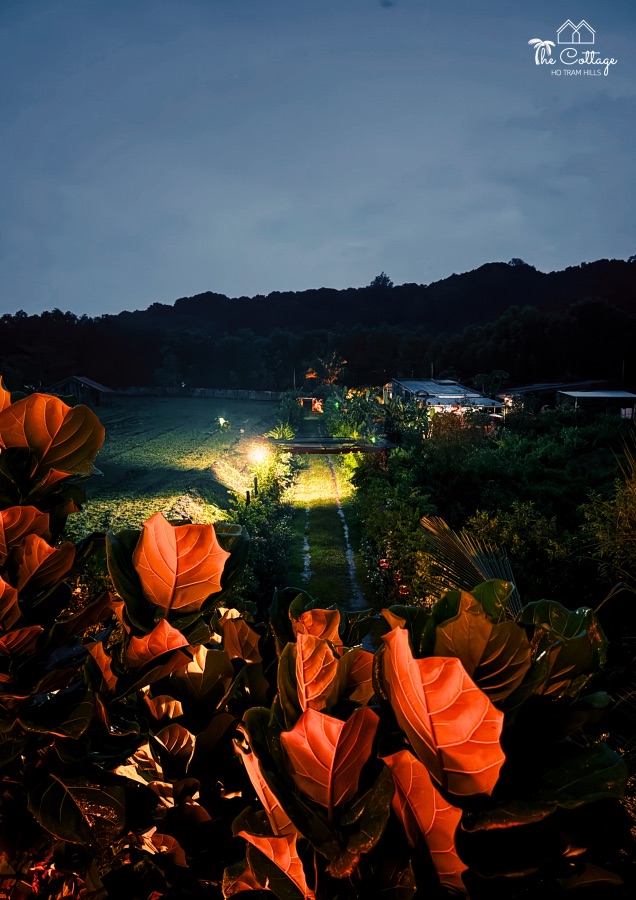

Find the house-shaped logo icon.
[{"left": 557, "top": 20, "right": 595, "bottom": 44}]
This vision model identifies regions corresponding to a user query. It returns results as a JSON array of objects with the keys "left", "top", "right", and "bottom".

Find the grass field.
[
  {"left": 65, "top": 396, "right": 279, "bottom": 538},
  {"left": 67, "top": 397, "right": 370, "bottom": 609}
]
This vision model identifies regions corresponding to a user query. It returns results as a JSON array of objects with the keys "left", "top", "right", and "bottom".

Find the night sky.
[{"left": 1, "top": 0, "right": 634, "bottom": 316}]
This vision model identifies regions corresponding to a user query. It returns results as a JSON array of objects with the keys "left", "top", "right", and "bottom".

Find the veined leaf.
[
  {"left": 219, "top": 614, "right": 262, "bottom": 663},
  {"left": 0, "top": 506, "right": 50, "bottom": 565},
  {"left": 13, "top": 533, "right": 75, "bottom": 594},
  {"left": 327, "top": 766, "right": 394, "bottom": 878},
  {"left": 277, "top": 642, "right": 302, "bottom": 729},
  {"left": 144, "top": 694, "right": 184, "bottom": 720},
  {"left": 169, "top": 644, "right": 234, "bottom": 704},
  {"left": 0, "top": 577, "right": 21, "bottom": 631},
  {"left": 0, "top": 624, "right": 44, "bottom": 655},
  {"left": 0, "top": 377, "right": 11, "bottom": 413},
  {"left": 296, "top": 633, "right": 339, "bottom": 712},
  {"left": 87, "top": 640, "right": 117, "bottom": 690},
  {"left": 240, "top": 830, "right": 315, "bottom": 900},
  {"left": 295, "top": 609, "right": 342, "bottom": 646},
  {"left": 381, "top": 626, "right": 505, "bottom": 798},
  {"left": 28, "top": 774, "right": 125, "bottom": 849},
  {"left": 346, "top": 648, "right": 375, "bottom": 705},
  {"left": 235, "top": 730, "right": 296, "bottom": 836},
  {"left": 125, "top": 618, "right": 189, "bottom": 668},
  {"left": 140, "top": 829, "right": 188, "bottom": 867},
  {"left": 0, "top": 394, "right": 104, "bottom": 475},
  {"left": 132, "top": 512, "right": 230, "bottom": 613},
  {"left": 384, "top": 749, "right": 467, "bottom": 893},
  {"left": 434, "top": 592, "right": 531, "bottom": 702},
  {"left": 222, "top": 858, "right": 269, "bottom": 896},
  {"left": 280, "top": 707, "right": 379, "bottom": 814},
  {"left": 516, "top": 600, "right": 608, "bottom": 697},
  {"left": 154, "top": 723, "right": 195, "bottom": 771}
]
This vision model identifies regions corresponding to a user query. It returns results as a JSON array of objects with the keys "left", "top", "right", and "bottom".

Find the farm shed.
[
  {"left": 557, "top": 390, "right": 636, "bottom": 419},
  {"left": 48, "top": 375, "right": 114, "bottom": 407},
  {"left": 390, "top": 378, "right": 502, "bottom": 412}
]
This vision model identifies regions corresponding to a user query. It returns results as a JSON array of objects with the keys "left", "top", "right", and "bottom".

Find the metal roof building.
[{"left": 391, "top": 378, "right": 503, "bottom": 410}]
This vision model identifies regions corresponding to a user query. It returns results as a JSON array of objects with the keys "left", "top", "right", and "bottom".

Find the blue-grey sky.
[{"left": 1, "top": 0, "right": 634, "bottom": 315}]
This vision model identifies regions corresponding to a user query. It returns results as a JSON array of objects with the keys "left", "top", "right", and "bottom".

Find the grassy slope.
[{"left": 66, "top": 396, "right": 279, "bottom": 538}]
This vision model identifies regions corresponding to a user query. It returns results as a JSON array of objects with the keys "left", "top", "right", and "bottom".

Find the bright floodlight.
[
  {"left": 250, "top": 445, "right": 269, "bottom": 464},
  {"left": 219, "top": 417, "right": 227, "bottom": 426}
]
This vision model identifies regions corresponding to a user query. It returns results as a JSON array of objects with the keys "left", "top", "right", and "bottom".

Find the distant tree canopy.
[{"left": 1, "top": 258, "right": 635, "bottom": 391}]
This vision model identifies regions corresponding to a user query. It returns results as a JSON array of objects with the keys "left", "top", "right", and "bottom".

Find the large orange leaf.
[
  {"left": 0, "top": 624, "right": 44, "bottom": 656},
  {"left": 0, "top": 578, "right": 21, "bottom": 631},
  {"left": 132, "top": 513, "right": 230, "bottom": 613},
  {"left": 223, "top": 860, "right": 269, "bottom": 896},
  {"left": 0, "top": 507, "right": 50, "bottom": 565},
  {"left": 280, "top": 707, "right": 379, "bottom": 813},
  {"left": 144, "top": 694, "right": 184, "bottom": 720},
  {"left": 219, "top": 614, "right": 262, "bottom": 663},
  {"left": 0, "top": 394, "right": 104, "bottom": 474},
  {"left": 235, "top": 731, "right": 296, "bottom": 836},
  {"left": 296, "top": 633, "right": 339, "bottom": 712},
  {"left": 434, "top": 592, "right": 531, "bottom": 702},
  {"left": 238, "top": 831, "right": 315, "bottom": 900},
  {"left": 384, "top": 750, "right": 467, "bottom": 894},
  {"left": 295, "top": 609, "right": 342, "bottom": 646},
  {"left": 13, "top": 534, "right": 75, "bottom": 594},
  {"left": 347, "top": 648, "right": 375, "bottom": 705},
  {"left": 87, "top": 641, "right": 118, "bottom": 691},
  {"left": 381, "top": 626, "right": 505, "bottom": 797},
  {"left": 125, "top": 619, "right": 189, "bottom": 668},
  {"left": 0, "top": 377, "right": 11, "bottom": 413}
]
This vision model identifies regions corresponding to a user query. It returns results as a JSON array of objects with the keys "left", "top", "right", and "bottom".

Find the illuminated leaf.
[
  {"left": 87, "top": 641, "right": 118, "bottom": 691},
  {"left": 169, "top": 644, "right": 234, "bottom": 704},
  {"left": 381, "top": 626, "right": 505, "bottom": 797},
  {"left": 13, "top": 533, "right": 75, "bottom": 594},
  {"left": 0, "top": 506, "right": 50, "bottom": 565},
  {"left": 381, "top": 608, "right": 407, "bottom": 630},
  {"left": 235, "top": 731, "right": 296, "bottom": 836},
  {"left": 0, "top": 394, "right": 104, "bottom": 474},
  {"left": 219, "top": 614, "right": 262, "bottom": 663},
  {"left": 434, "top": 592, "right": 532, "bottom": 702},
  {"left": 384, "top": 750, "right": 467, "bottom": 893},
  {"left": 144, "top": 694, "right": 184, "bottom": 720},
  {"left": 347, "top": 648, "right": 375, "bottom": 705},
  {"left": 296, "top": 633, "right": 339, "bottom": 712},
  {"left": 222, "top": 859, "right": 269, "bottom": 895},
  {"left": 132, "top": 512, "right": 230, "bottom": 613},
  {"left": 125, "top": 619, "right": 189, "bottom": 668},
  {"left": 0, "top": 377, "right": 11, "bottom": 413},
  {"left": 154, "top": 724, "right": 195, "bottom": 766},
  {"left": 0, "top": 578, "right": 21, "bottom": 631},
  {"left": 295, "top": 608, "right": 342, "bottom": 646},
  {"left": 280, "top": 707, "right": 379, "bottom": 813},
  {"left": 0, "top": 624, "right": 44, "bottom": 655},
  {"left": 141, "top": 828, "right": 188, "bottom": 867},
  {"left": 238, "top": 829, "right": 315, "bottom": 900}
]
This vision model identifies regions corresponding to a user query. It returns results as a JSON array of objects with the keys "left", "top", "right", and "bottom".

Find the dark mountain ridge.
[{"left": 111, "top": 258, "right": 635, "bottom": 334}]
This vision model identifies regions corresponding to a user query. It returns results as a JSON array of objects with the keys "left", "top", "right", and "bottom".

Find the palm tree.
[{"left": 528, "top": 38, "right": 555, "bottom": 64}]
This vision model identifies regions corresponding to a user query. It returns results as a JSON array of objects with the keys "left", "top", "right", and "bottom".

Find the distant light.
[
  {"left": 250, "top": 445, "right": 269, "bottom": 464},
  {"left": 219, "top": 417, "right": 227, "bottom": 426}
]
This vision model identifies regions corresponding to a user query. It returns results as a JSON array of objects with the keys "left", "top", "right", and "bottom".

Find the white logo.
[
  {"left": 527, "top": 21, "right": 617, "bottom": 76},
  {"left": 556, "top": 20, "right": 595, "bottom": 44}
]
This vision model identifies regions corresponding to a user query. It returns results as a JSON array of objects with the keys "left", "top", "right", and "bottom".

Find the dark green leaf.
[
  {"left": 472, "top": 579, "right": 514, "bottom": 623},
  {"left": 105, "top": 529, "right": 154, "bottom": 633},
  {"left": 28, "top": 774, "right": 126, "bottom": 849},
  {"left": 328, "top": 767, "right": 394, "bottom": 877}
]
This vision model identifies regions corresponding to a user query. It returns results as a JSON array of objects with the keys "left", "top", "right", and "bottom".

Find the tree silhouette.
[{"left": 370, "top": 272, "right": 394, "bottom": 289}]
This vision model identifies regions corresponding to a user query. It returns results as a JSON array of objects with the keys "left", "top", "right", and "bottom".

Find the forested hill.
[
  {"left": 1, "top": 257, "right": 635, "bottom": 390},
  {"left": 113, "top": 258, "right": 635, "bottom": 334}
]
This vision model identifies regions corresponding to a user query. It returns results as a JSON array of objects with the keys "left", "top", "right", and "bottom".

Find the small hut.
[{"left": 47, "top": 376, "right": 114, "bottom": 407}]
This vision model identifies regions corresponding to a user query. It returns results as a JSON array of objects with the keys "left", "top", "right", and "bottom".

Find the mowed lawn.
[{"left": 65, "top": 396, "right": 279, "bottom": 538}]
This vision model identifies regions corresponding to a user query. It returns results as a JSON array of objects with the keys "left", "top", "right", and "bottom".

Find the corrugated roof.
[
  {"left": 559, "top": 391, "right": 636, "bottom": 399},
  {"left": 393, "top": 379, "right": 482, "bottom": 398},
  {"left": 49, "top": 375, "right": 113, "bottom": 393}
]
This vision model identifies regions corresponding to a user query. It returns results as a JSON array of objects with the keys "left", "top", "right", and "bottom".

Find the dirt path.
[{"left": 286, "top": 412, "right": 368, "bottom": 610}]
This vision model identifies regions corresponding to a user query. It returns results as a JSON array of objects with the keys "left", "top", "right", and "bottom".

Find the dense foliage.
[
  {"left": 340, "top": 396, "right": 633, "bottom": 609},
  {"left": 1, "top": 259, "right": 635, "bottom": 392}
]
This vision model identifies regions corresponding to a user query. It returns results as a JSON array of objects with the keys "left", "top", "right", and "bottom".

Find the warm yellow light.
[{"left": 250, "top": 445, "right": 269, "bottom": 464}]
